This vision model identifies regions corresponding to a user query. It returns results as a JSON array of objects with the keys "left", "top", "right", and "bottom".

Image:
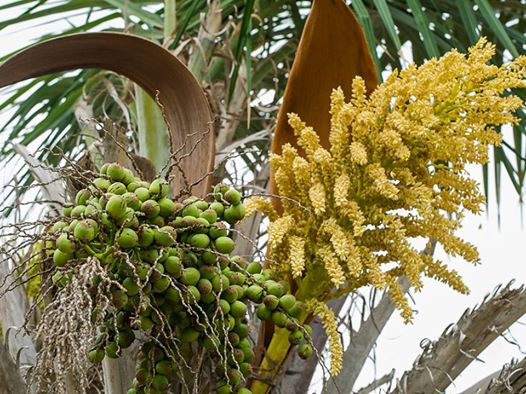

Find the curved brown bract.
[
  {"left": 269, "top": 0, "right": 379, "bottom": 213},
  {"left": 0, "top": 32, "right": 215, "bottom": 198}
]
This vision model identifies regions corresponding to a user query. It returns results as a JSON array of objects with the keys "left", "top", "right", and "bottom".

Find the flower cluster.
[{"left": 247, "top": 38, "right": 526, "bottom": 330}]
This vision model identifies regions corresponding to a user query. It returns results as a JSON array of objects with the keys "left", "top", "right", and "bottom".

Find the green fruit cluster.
[{"left": 49, "top": 163, "right": 312, "bottom": 394}]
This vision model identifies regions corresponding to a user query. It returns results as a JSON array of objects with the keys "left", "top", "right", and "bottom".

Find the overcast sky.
[{"left": 0, "top": 5, "right": 525, "bottom": 394}]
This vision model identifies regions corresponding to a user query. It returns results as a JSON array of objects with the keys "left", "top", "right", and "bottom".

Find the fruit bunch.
[{"left": 48, "top": 163, "right": 312, "bottom": 394}]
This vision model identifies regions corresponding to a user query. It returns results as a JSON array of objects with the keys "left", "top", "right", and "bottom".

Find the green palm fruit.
[
  {"left": 117, "top": 329, "right": 135, "bottom": 348},
  {"left": 181, "top": 267, "right": 200, "bottom": 285},
  {"left": 181, "top": 328, "right": 200, "bottom": 343},
  {"left": 135, "top": 187, "right": 151, "bottom": 202},
  {"left": 185, "top": 286, "right": 201, "bottom": 303},
  {"left": 212, "top": 274, "right": 230, "bottom": 292},
  {"left": 56, "top": 233, "right": 75, "bottom": 254},
  {"left": 288, "top": 330, "right": 304, "bottom": 345},
  {"left": 127, "top": 181, "right": 141, "bottom": 192},
  {"left": 139, "top": 316, "right": 154, "bottom": 330},
  {"left": 100, "top": 163, "right": 110, "bottom": 175},
  {"left": 152, "top": 276, "right": 171, "bottom": 293},
  {"left": 108, "top": 182, "right": 127, "bottom": 195},
  {"left": 279, "top": 294, "right": 296, "bottom": 311},
  {"left": 214, "top": 236, "right": 235, "bottom": 254},
  {"left": 74, "top": 219, "right": 98, "bottom": 242},
  {"left": 288, "top": 302, "right": 306, "bottom": 318},
  {"left": 230, "top": 301, "right": 247, "bottom": 318},
  {"left": 121, "top": 169, "right": 135, "bottom": 185},
  {"left": 219, "top": 299, "right": 230, "bottom": 314},
  {"left": 142, "top": 200, "right": 161, "bottom": 218},
  {"left": 155, "top": 360, "right": 173, "bottom": 376},
  {"left": 164, "top": 256, "right": 182, "bottom": 277},
  {"left": 197, "top": 278, "right": 213, "bottom": 295},
  {"left": 213, "top": 183, "right": 229, "bottom": 200},
  {"left": 117, "top": 228, "right": 139, "bottom": 249},
  {"left": 182, "top": 203, "right": 200, "bottom": 218},
  {"left": 246, "top": 285, "right": 264, "bottom": 303},
  {"left": 200, "top": 208, "right": 217, "bottom": 224},
  {"left": 106, "top": 195, "right": 127, "bottom": 219},
  {"left": 265, "top": 281, "right": 284, "bottom": 297},
  {"left": 234, "top": 323, "right": 249, "bottom": 338},
  {"left": 152, "top": 375, "right": 169, "bottom": 391},
  {"left": 164, "top": 287, "right": 181, "bottom": 304},
  {"left": 51, "top": 271, "right": 67, "bottom": 287},
  {"left": 272, "top": 311, "right": 288, "bottom": 328},
  {"left": 209, "top": 201, "right": 225, "bottom": 217},
  {"left": 123, "top": 277, "right": 140, "bottom": 296},
  {"left": 224, "top": 204, "right": 246, "bottom": 224},
  {"left": 216, "top": 381, "right": 232, "bottom": 394},
  {"left": 298, "top": 343, "right": 313, "bottom": 359},
  {"left": 51, "top": 221, "right": 68, "bottom": 233},
  {"left": 256, "top": 304, "right": 271, "bottom": 320},
  {"left": 263, "top": 295, "right": 279, "bottom": 310},
  {"left": 149, "top": 178, "right": 170, "bottom": 198},
  {"left": 227, "top": 368, "right": 242, "bottom": 385},
  {"left": 105, "top": 342, "right": 120, "bottom": 358},
  {"left": 189, "top": 233, "right": 210, "bottom": 248},
  {"left": 221, "top": 286, "right": 238, "bottom": 303},
  {"left": 93, "top": 177, "right": 111, "bottom": 191},
  {"left": 224, "top": 189, "right": 242, "bottom": 205},
  {"left": 158, "top": 198, "right": 176, "bottom": 217},
  {"left": 246, "top": 262, "right": 262, "bottom": 274},
  {"left": 112, "top": 289, "right": 128, "bottom": 309},
  {"left": 209, "top": 224, "right": 228, "bottom": 239},
  {"left": 88, "top": 348, "right": 105, "bottom": 364},
  {"left": 154, "top": 226, "right": 176, "bottom": 247},
  {"left": 123, "top": 192, "right": 142, "bottom": 211},
  {"left": 71, "top": 205, "right": 86, "bottom": 218},
  {"left": 107, "top": 163, "right": 126, "bottom": 181},
  {"left": 53, "top": 249, "right": 72, "bottom": 267},
  {"left": 63, "top": 203, "right": 74, "bottom": 217},
  {"left": 75, "top": 189, "right": 91, "bottom": 206},
  {"left": 137, "top": 226, "right": 155, "bottom": 247}
]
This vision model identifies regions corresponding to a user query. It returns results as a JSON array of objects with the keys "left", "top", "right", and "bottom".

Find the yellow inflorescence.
[
  {"left": 246, "top": 39, "right": 526, "bottom": 375},
  {"left": 307, "top": 299, "right": 343, "bottom": 376}
]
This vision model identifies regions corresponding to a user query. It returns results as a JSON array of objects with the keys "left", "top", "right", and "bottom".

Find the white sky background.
[{"left": 0, "top": 5, "right": 525, "bottom": 394}]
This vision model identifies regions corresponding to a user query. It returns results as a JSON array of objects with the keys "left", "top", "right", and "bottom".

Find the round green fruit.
[
  {"left": 75, "top": 189, "right": 91, "bottom": 206},
  {"left": 88, "top": 348, "right": 105, "bottom": 364},
  {"left": 56, "top": 233, "right": 75, "bottom": 254},
  {"left": 230, "top": 300, "right": 248, "bottom": 318},
  {"left": 107, "top": 163, "right": 126, "bottom": 181},
  {"left": 137, "top": 226, "right": 155, "bottom": 247},
  {"left": 74, "top": 219, "right": 97, "bottom": 242},
  {"left": 224, "top": 189, "right": 241, "bottom": 205},
  {"left": 142, "top": 200, "right": 161, "bottom": 218},
  {"left": 214, "top": 236, "right": 235, "bottom": 254},
  {"left": 181, "top": 267, "right": 200, "bottom": 286},
  {"left": 154, "top": 226, "right": 176, "bottom": 247},
  {"left": 106, "top": 195, "right": 127, "bottom": 219},
  {"left": 53, "top": 249, "right": 72, "bottom": 267},
  {"left": 298, "top": 343, "right": 313, "bottom": 359},
  {"left": 108, "top": 182, "right": 127, "bottom": 195},
  {"left": 134, "top": 187, "right": 151, "bottom": 202},
  {"left": 164, "top": 256, "right": 182, "bottom": 277},
  {"left": 158, "top": 198, "right": 176, "bottom": 217},
  {"left": 189, "top": 233, "right": 210, "bottom": 249},
  {"left": 117, "top": 228, "right": 139, "bottom": 249}
]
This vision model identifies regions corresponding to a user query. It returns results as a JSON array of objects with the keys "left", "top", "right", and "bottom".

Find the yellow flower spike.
[
  {"left": 253, "top": 38, "right": 526, "bottom": 324},
  {"left": 309, "top": 181, "right": 326, "bottom": 215},
  {"left": 307, "top": 299, "right": 343, "bottom": 376},
  {"left": 244, "top": 197, "right": 278, "bottom": 222},
  {"left": 289, "top": 235, "right": 306, "bottom": 278}
]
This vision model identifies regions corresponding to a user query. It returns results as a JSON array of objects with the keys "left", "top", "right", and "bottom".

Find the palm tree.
[{"left": 0, "top": 1, "right": 525, "bottom": 393}]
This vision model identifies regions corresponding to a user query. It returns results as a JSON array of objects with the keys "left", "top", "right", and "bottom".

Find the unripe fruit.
[
  {"left": 123, "top": 277, "right": 140, "bottom": 296},
  {"left": 74, "top": 219, "right": 97, "bottom": 242},
  {"left": 288, "top": 330, "right": 304, "bottom": 345},
  {"left": 75, "top": 189, "right": 91, "bottom": 206},
  {"left": 107, "top": 163, "right": 126, "bottom": 181},
  {"left": 108, "top": 182, "right": 127, "bottom": 195},
  {"left": 142, "top": 200, "right": 161, "bottom": 218},
  {"left": 53, "top": 249, "right": 71, "bottom": 267},
  {"left": 247, "top": 262, "right": 262, "bottom": 274},
  {"left": 117, "top": 228, "right": 139, "bottom": 249},
  {"left": 63, "top": 204, "right": 74, "bottom": 217},
  {"left": 279, "top": 294, "right": 296, "bottom": 311},
  {"left": 152, "top": 276, "right": 171, "bottom": 293},
  {"left": 152, "top": 374, "right": 169, "bottom": 391},
  {"left": 117, "top": 329, "right": 135, "bottom": 348},
  {"left": 181, "top": 267, "right": 200, "bottom": 286},
  {"left": 158, "top": 198, "right": 176, "bottom": 217},
  {"left": 112, "top": 289, "right": 128, "bottom": 309},
  {"left": 265, "top": 281, "right": 284, "bottom": 297},
  {"left": 213, "top": 183, "right": 229, "bottom": 200},
  {"left": 197, "top": 278, "right": 213, "bottom": 295},
  {"left": 88, "top": 348, "right": 105, "bottom": 364},
  {"left": 100, "top": 163, "right": 109, "bottom": 175},
  {"left": 263, "top": 295, "right": 279, "bottom": 310},
  {"left": 181, "top": 328, "right": 200, "bottom": 343},
  {"left": 182, "top": 203, "right": 200, "bottom": 218},
  {"left": 93, "top": 177, "right": 111, "bottom": 191},
  {"left": 230, "top": 300, "right": 248, "bottom": 317},
  {"left": 126, "top": 181, "right": 140, "bottom": 192},
  {"left": 105, "top": 342, "right": 120, "bottom": 358},
  {"left": 164, "top": 256, "right": 182, "bottom": 277},
  {"left": 71, "top": 205, "right": 86, "bottom": 218},
  {"left": 215, "top": 236, "right": 235, "bottom": 254},
  {"left": 234, "top": 323, "right": 249, "bottom": 338},
  {"left": 209, "top": 201, "right": 225, "bottom": 217},
  {"left": 52, "top": 271, "right": 67, "bottom": 287},
  {"left": 219, "top": 299, "right": 230, "bottom": 314},
  {"left": 288, "top": 301, "right": 306, "bottom": 318},
  {"left": 224, "top": 189, "right": 242, "bottom": 205},
  {"left": 123, "top": 192, "right": 142, "bottom": 211},
  {"left": 155, "top": 360, "right": 173, "bottom": 376},
  {"left": 298, "top": 343, "right": 313, "bottom": 359},
  {"left": 56, "top": 233, "right": 75, "bottom": 254},
  {"left": 135, "top": 187, "right": 151, "bottom": 202},
  {"left": 246, "top": 285, "right": 264, "bottom": 302},
  {"left": 221, "top": 286, "right": 238, "bottom": 303},
  {"left": 139, "top": 316, "right": 154, "bottom": 330},
  {"left": 189, "top": 233, "right": 210, "bottom": 248},
  {"left": 209, "top": 224, "right": 228, "bottom": 240},
  {"left": 226, "top": 368, "right": 242, "bottom": 385},
  {"left": 121, "top": 169, "right": 135, "bottom": 186},
  {"left": 212, "top": 274, "right": 230, "bottom": 292},
  {"left": 224, "top": 204, "right": 246, "bottom": 224},
  {"left": 200, "top": 208, "right": 217, "bottom": 224},
  {"left": 149, "top": 178, "right": 169, "bottom": 198},
  {"left": 165, "top": 287, "right": 181, "bottom": 304},
  {"left": 256, "top": 304, "right": 271, "bottom": 320},
  {"left": 272, "top": 311, "right": 288, "bottom": 328},
  {"left": 154, "top": 226, "right": 176, "bottom": 247},
  {"left": 137, "top": 226, "right": 155, "bottom": 247},
  {"left": 51, "top": 221, "right": 68, "bottom": 233},
  {"left": 106, "top": 195, "right": 127, "bottom": 219}
]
